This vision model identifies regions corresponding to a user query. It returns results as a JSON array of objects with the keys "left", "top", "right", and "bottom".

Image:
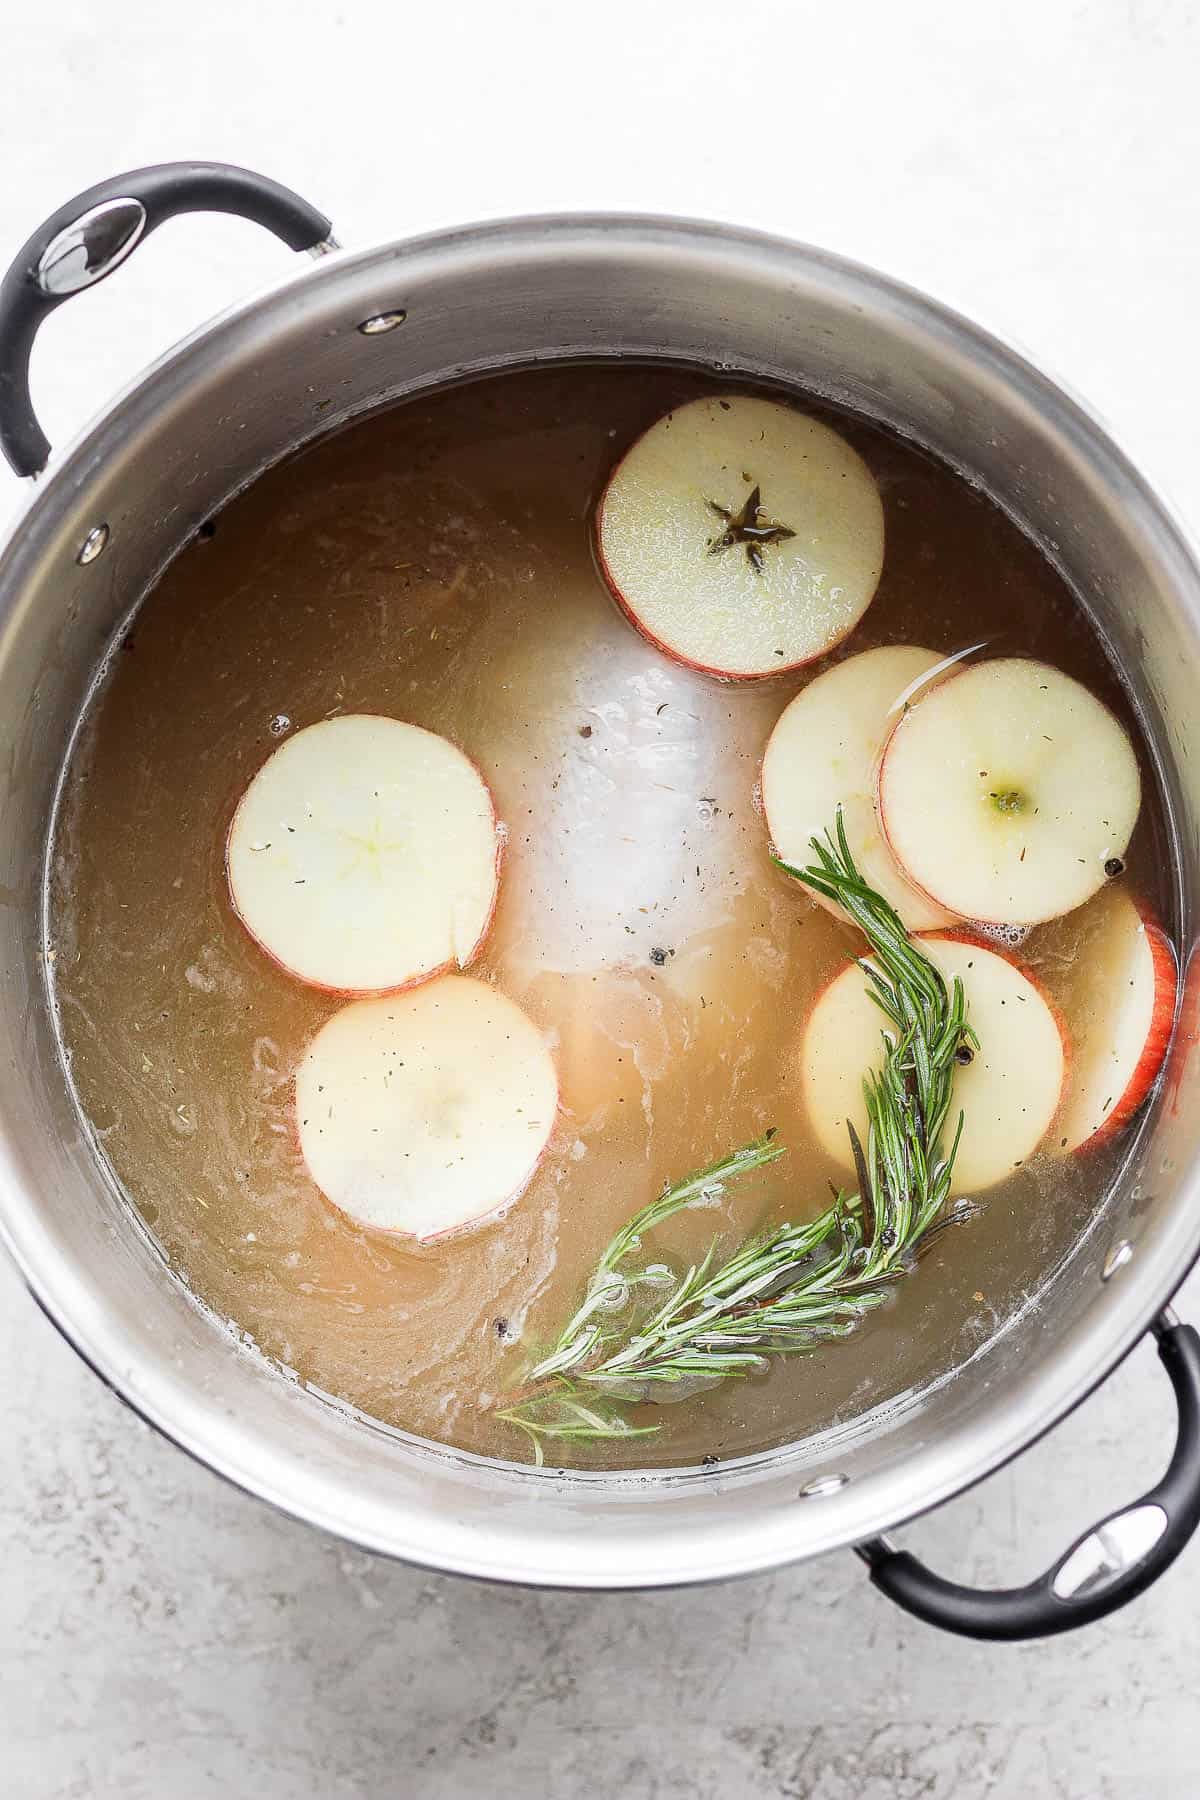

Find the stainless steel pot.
[{"left": 2, "top": 163, "right": 1200, "bottom": 1638}]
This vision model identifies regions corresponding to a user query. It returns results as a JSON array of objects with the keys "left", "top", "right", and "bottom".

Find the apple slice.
[
  {"left": 296, "top": 976, "right": 558, "bottom": 1240},
  {"left": 761, "top": 644, "right": 960, "bottom": 932},
  {"left": 1051, "top": 887, "right": 1176, "bottom": 1151},
  {"left": 595, "top": 394, "right": 884, "bottom": 678},
  {"left": 800, "top": 933, "right": 1066, "bottom": 1193},
  {"left": 227, "top": 714, "right": 500, "bottom": 993},
  {"left": 877, "top": 658, "right": 1141, "bottom": 926}
]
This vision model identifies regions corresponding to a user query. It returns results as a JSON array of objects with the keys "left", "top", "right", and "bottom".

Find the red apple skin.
[
  {"left": 334, "top": 1114, "right": 559, "bottom": 1247},
  {"left": 299, "top": 1113, "right": 559, "bottom": 1246},
  {"left": 1074, "top": 906, "right": 1177, "bottom": 1153},
  {"left": 1168, "top": 942, "right": 1199, "bottom": 1121},
  {"left": 873, "top": 740, "right": 978, "bottom": 922},
  {"left": 873, "top": 666, "right": 1140, "bottom": 929},
  {"left": 759, "top": 667, "right": 965, "bottom": 932},
  {"left": 224, "top": 716, "right": 503, "bottom": 996},
  {"left": 801, "top": 930, "right": 1070, "bottom": 1180},
  {"left": 411, "top": 1113, "right": 560, "bottom": 1244},
  {"left": 875, "top": 783, "right": 953, "bottom": 919},
  {"left": 917, "top": 928, "right": 1073, "bottom": 1128},
  {"left": 289, "top": 1036, "right": 561, "bottom": 1245},
  {"left": 592, "top": 466, "right": 861, "bottom": 684},
  {"left": 801, "top": 929, "right": 1070, "bottom": 1195}
]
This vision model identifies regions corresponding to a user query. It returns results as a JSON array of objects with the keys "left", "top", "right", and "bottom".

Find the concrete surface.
[{"left": 4, "top": 2, "right": 1200, "bottom": 1794}]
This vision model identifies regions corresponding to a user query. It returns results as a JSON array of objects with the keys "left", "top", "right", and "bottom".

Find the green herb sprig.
[{"left": 498, "top": 815, "right": 977, "bottom": 1464}]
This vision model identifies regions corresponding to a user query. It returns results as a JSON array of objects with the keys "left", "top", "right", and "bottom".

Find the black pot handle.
[
  {"left": 858, "top": 1310, "right": 1200, "bottom": 1640},
  {"left": 0, "top": 161, "right": 334, "bottom": 478}
]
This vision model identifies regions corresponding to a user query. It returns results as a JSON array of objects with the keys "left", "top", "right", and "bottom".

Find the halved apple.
[
  {"left": 800, "top": 933, "right": 1067, "bottom": 1192},
  {"left": 227, "top": 714, "right": 501, "bottom": 993},
  {"left": 761, "top": 644, "right": 959, "bottom": 932},
  {"left": 296, "top": 976, "right": 558, "bottom": 1240},
  {"left": 1051, "top": 887, "right": 1176, "bottom": 1151},
  {"left": 877, "top": 659, "right": 1141, "bottom": 926},
  {"left": 595, "top": 395, "right": 884, "bottom": 678}
]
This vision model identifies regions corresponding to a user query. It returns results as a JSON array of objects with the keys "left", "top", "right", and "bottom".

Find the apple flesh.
[
  {"left": 800, "top": 933, "right": 1067, "bottom": 1193},
  {"left": 227, "top": 714, "right": 500, "bottom": 993},
  {"left": 295, "top": 976, "right": 558, "bottom": 1240},
  {"left": 762, "top": 644, "right": 959, "bottom": 932},
  {"left": 595, "top": 395, "right": 884, "bottom": 679},
  {"left": 1050, "top": 887, "right": 1176, "bottom": 1151},
  {"left": 877, "top": 658, "right": 1141, "bottom": 926}
]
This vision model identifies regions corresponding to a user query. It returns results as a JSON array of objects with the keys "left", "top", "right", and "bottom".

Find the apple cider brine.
[{"left": 48, "top": 366, "right": 1177, "bottom": 1470}]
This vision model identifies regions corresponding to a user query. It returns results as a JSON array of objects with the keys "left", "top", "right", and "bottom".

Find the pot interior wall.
[{"left": 1, "top": 218, "right": 1198, "bottom": 1580}]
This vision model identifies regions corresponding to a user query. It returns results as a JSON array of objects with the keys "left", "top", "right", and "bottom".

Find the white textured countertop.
[{"left": 4, "top": 3, "right": 1200, "bottom": 1794}]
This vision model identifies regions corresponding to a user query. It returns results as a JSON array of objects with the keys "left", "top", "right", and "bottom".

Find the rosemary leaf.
[{"left": 499, "top": 814, "right": 975, "bottom": 1457}]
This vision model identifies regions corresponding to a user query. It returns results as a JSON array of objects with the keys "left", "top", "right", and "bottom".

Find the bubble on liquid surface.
[
  {"left": 269, "top": 714, "right": 292, "bottom": 737},
  {"left": 642, "top": 1263, "right": 676, "bottom": 1289},
  {"left": 594, "top": 1276, "right": 630, "bottom": 1313},
  {"left": 971, "top": 920, "right": 1031, "bottom": 951}
]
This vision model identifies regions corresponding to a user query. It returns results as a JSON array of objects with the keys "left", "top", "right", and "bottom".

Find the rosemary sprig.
[{"left": 498, "top": 814, "right": 977, "bottom": 1463}]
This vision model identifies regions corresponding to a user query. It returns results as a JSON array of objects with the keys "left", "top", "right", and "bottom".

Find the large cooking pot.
[{"left": 2, "top": 162, "right": 1200, "bottom": 1640}]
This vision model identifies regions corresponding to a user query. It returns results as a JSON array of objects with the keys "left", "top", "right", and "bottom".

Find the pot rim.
[{"left": 2, "top": 210, "right": 1199, "bottom": 1585}]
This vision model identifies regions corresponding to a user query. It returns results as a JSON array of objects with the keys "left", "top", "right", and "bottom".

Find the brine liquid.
[{"left": 48, "top": 365, "right": 1172, "bottom": 1468}]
